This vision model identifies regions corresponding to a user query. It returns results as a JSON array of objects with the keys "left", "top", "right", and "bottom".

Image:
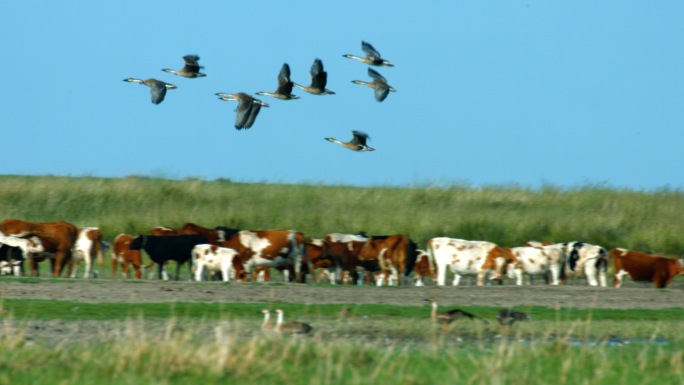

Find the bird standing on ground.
[
  {"left": 274, "top": 308, "right": 313, "bottom": 335},
  {"left": 123, "top": 78, "right": 177, "bottom": 104},
  {"left": 352, "top": 68, "right": 397, "bottom": 102},
  {"left": 324, "top": 130, "right": 375, "bottom": 152},
  {"left": 162, "top": 55, "right": 206, "bottom": 78},
  {"left": 496, "top": 308, "right": 530, "bottom": 335},
  {"left": 216, "top": 92, "right": 269, "bottom": 130},
  {"left": 293, "top": 59, "right": 335, "bottom": 95},
  {"left": 256, "top": 63, "right": 299, "bottom": 100},
  {"left": 343, "top": 41, "right": 394, "bottom": 67},
  {"left": 260, "top": 309, "right": 274, "bottom": 332},
  {"left": 423, "top": 297, "right": 486, "bottom": 333}
]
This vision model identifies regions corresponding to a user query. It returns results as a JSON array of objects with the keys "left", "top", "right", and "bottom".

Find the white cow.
[
  {"left": 70, "top": 227, "right": 104, "bottom": 279},
  {"left": 0, "top": 235, "right": 45, "bottom": 276},
  {"left": 192, "top": 244, "right": 239, "bottom": 282},
  {"left": 324, "top": 232, "right": 369, "bottom": 243},
  {"left": 427, "top": 237, "right": 511, "bottom": 286},
  {"left": 563, "top": 241, "right": 608, "bottom": 287},
  {"left": 507, "top": 246, "right": 563, "bottom": 285}
]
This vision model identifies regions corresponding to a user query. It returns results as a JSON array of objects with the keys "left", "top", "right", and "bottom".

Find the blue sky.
[{"left": 2, "top": 1, "right": 682, "bottom": 190}]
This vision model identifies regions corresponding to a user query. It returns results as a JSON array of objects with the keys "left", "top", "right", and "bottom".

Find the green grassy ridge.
[
  {"left": 3, "top": 298, "right": 683, "bottom": 322},
  {"left": 0, "top": 175, "right": 683, "bottom": 256}
]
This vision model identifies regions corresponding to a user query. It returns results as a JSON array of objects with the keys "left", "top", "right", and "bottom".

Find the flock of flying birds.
[{"left": 123, "top": 41, "right": 397, "bottom": 152}]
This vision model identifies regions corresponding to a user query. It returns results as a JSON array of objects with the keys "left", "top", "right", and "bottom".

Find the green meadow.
[
  {"left": 0, "top": 175, "right": 683, "bottom": 255},
  {"left": 0, "top": 175, "right": 683, "bottom": 384}
]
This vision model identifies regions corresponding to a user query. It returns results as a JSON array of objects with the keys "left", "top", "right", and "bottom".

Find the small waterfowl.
[
  {"left": 260, "top": 309, "right": 274, "bottom": 332},
  {"left": 216, "top": 92, "right": 269, "bottom": 130},
  {"left": 293, "top": 59, "right": 335, "bottom": 95},
  {"left": 274, "top": 308, "right": 313, "bottom": 335},
  {"left": 162, "top": 55, "right": 206, "bottom": 78},
  {"left": 325, "top": 130, "right": 375, "bottom": 152},
  {"left": 256, "top": 63, "right": 299, "bottom": 100},
  {"left": 123, "top": 78, "right": 177, "bottom": 104},
  {"left": 352, "top": 68, "right": 397, "bottom": 102},
  {"left": 496, "top": 308, "right": 530, "bottom": 335},
  {"left": 423, "top": 297, "right": 487, "bottom": 333},
  {"left": 343, "top": 41, "right": 394, "bottom": 67}
]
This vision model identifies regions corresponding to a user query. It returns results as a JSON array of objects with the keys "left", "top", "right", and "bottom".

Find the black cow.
[{"left": 129, "top": 234, "right": 208, "bottom": 280}]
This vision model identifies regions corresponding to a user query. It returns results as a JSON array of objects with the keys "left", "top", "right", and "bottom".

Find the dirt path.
[{"left": 1, "top": 279, "right": 682, "bottom": 309}]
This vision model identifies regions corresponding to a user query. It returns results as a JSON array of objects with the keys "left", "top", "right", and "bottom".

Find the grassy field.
[
  {"left": 1, "top": 298, "right": 683, "bottom": 385},
  {"left": 1, "top": 175, "right": 683, "bottom": 255},
  {"left": 1, "top": 175, "right": 683, "bottom": 384}
]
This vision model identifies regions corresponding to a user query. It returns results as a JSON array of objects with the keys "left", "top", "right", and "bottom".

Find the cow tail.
[
  {"left": 404, "top": 239, "right": 418, "bottom": 278},
  {"left": 596, "top": 247, "right": 608, "bottom": 273}
]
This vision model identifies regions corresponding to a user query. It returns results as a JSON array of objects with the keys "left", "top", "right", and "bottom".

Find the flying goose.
[
  {"left": 123, "top": 78, "right": 177, "bottom": 104},
  {"left": 343, "top": 41, "right": 394, "bottom": 67},
  {"left": 324, "top": 130, "right": 375, "bottom": 152},
  {"left": 293, "top": 59, "right": 335, "bottom": 95},
  {"left": 162, "top": 55, "right": 206, "bottom": 78},
  {"left": 256, "top": 63, "right": 299, "bottom": 100},
  {"left": 351, "top": 68, "right": 397, "bottom": 102},
  {"left": 216, "top": 92, "right": 269, "bottom": 130}
]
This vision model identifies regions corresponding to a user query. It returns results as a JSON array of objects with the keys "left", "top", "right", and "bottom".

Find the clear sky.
[{"left": 2, "top": 1, "right": 682, "bottom": 191}]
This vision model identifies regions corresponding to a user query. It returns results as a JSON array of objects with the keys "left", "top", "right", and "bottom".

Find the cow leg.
[
  {"left": 194, "top": 262, "right": 204, "bottom": 281},
  {"left": 584, "top": 263, "right": 599, "bottom": 286},
  {"left": 83, "top": 256, "right": 92, "bottom": 279},
  {"left": 436, "top": 263, "right": 447, "bottom": 286},
  {"left": 53, "top": 251, "right": 70, "bottom": 277},
  {"left": 452, "top": 274, "right": 462, "bottom": 286}
]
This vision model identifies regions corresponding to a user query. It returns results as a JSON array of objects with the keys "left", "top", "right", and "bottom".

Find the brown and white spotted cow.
[
  {"left": 68, "top": 227, "right": 104, "bottom": 279},
  {"left": 427, "top": 237, "right": 514, "bottom": 286},
  {"left": 505, "top": 246, "right": 564, "bottom": 285},
  {"left": 0, "top": 219, "right": 78, "bottom": 277},
  {"left": 319, "top": 239, "right": 367, "bottom": 284},
  {"left": 413, "top": 249, "right": 436, "bottom": 286},
  {"left": 610, "top": 248, "right": 684, "bottom": 288},
  {"left": 220, "top": 230, "right": 307, "bottom": 283},
  {"left": 191, "top": 244, "right": 239, "bottom": 282},
  {"left": 112, "top": 234, "right": 148, "bottom": 279}
]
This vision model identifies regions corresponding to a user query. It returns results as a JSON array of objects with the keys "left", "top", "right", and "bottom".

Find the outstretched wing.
[
  {"left": 361, "top": 41, "right": 381, "bottom": 61},
  {"left": 277, "top": 63, "right": 294, "bottom": 94},
  {"left": 182, "top": 55, "right": 202, "bottom": 73}
]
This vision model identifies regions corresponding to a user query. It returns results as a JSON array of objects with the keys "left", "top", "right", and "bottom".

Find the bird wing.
[
  {"left": 277, "top": 63, "right": 294, "bottom": 94},
  {"left": 234, "top": 99, "right": 253, "bottom": 129},
  {"left": 367, "top": 68, "right": 388, "bottom": 84},
  {"left": 310, "top": 59, "right": 328, "bottom": 89},
  {"left": 374, "top": 84, "right": 390, "bottom": 102},
  {"left": 149, "top": 82, "right": 167, "bottom": 104},
  {"left": 182, "top": 55, "right": 202, "bottom": 73},
  {"left": 361, "top": 41, "right": 381, "bottom": 61},
  {"left": 350, "top": 131, "right": 369, "bottom": 146},
  {"left": 243, "top": 102, "right": 262, "bottom": 129}
]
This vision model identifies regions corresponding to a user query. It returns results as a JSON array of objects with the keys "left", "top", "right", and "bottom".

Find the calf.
[
  {"left": 69, "top": 227, "right": 104, "bottom": 279},
  {"left": 112, "top": 234, "right": 147, "bottom": 279},
  {"left": 413, "top": 249, "right": 435, "bottom": 286},
  {"left": 610, "top": 248, "right": 684, "bottom": 288},
  {"left": 428, "top": 237, "right": 513, "bottom": 286},
  {"left": 129, "top": 234, "right": 208, "bottom": 280},
  {"left": 506, "top": 246, "right": 563, "bottom": 285},
  {"left": 192, "top": 244, "right": 239, "bottom": 281}
]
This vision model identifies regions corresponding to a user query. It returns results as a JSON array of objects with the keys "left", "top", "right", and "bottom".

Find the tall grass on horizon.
[{"left": 0, "top": 175, "right": 683, "bottom": 256}]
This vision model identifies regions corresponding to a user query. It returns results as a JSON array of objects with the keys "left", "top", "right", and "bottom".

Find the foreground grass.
[{"left": 0, "top": 308, "right": 682, "bottom": 385}]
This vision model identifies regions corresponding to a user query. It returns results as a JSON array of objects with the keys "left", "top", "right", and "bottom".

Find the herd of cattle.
[{"left": 0, "top": 218, "right": 682, "bottom": 289}]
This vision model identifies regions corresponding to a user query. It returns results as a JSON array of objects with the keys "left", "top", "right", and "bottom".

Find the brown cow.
[
  {"left": 358, "top": 235, "right": 417, "bottom": 286},
  {"left": 0, "top": 219, "right": 78, "bottom": 277},
  {"left": 112, "top": 234, "right": 148, "bottom": 279},
  {"left": 319, "top": 240, "right": 367, "bottom": 284},
  {"left": 220, "top": 230, "right": 308, "bottom": 283},
  {"left": 181, "top": 223, "right": 222, "bottom": 244},
  {"left": 413, "top": 249, "right": 436, "bottom": 286},
  {"left": 610, "top": 248, "right": 684, "bottom": 288},
  {"left": 149, "top": 226, "right": 181, "bottom": 236}
]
